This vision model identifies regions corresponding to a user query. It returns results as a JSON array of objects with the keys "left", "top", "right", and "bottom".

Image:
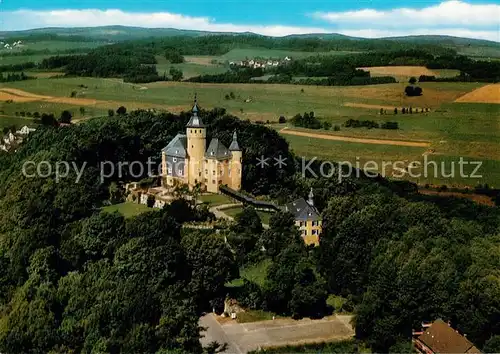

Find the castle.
[{"left": 161, "top": 97, "right": 243, "bottom": 193}]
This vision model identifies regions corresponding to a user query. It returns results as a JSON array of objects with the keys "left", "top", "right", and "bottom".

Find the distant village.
[
  {"left": 229, "top": 56, "right": 292, "bottom": 69},
  {"left": 0, "top": 126, "right": 36, "bottom": 152},
  {"left": 0, "top": 40, "right": 24, "bottom": 50}
]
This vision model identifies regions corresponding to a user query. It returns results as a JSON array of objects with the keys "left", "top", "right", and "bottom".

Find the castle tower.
[
  {"left": 186, "top": 95, "right": 206, "bottom": 188},
  {"left": 307, "top": 188, "right": 314, "bottom": 206},
  {"left": 229, "top": 131, "right": 243, "bottom": 191}
]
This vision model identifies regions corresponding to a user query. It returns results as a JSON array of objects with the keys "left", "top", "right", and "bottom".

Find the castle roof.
[
  {"left": 186, "top": 95, "right": 205, "bottom": 128},
  {"left": 284, "top": 198, "right": 321, "bottom": 221},
  {"left": 229, "top": 131, "right": 241, "bottom": 151},
  {"left": 162, "top": 134, "right": 187, "bottom": 158},
  {"left": 205, "top": 138, "right": 231, "bottom": 160}
]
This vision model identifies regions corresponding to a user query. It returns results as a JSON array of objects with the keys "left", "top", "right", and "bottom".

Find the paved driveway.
[{"left": 199, "top": 313, "right": 354, "bottom": 353}]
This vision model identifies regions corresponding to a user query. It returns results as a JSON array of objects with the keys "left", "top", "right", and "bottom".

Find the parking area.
[{"left": 199, "top": 313, "right": 354, "bottom": 353}]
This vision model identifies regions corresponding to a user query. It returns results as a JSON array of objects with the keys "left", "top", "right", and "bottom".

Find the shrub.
[
  {"left": 116, "top": 106, "right": 127, "bottom": 116},
  {"left": 278, "top": 116, "right": 286, "bottom": 124},
  {"left": 405, "top": 86, "right": 423, "bottom": 96}
]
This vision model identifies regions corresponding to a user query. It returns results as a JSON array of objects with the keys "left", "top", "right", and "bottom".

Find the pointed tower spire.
[
  {"left": 229, "top": 130, "right": 241, "bottom": 151},
  {"left": 192, "top": 93, "right": 199, "bottom": 114},
  {"left": 307, "top": 188, "right": 314, "bottom": 207},
  {"left": 186, "top": 94, "right": 205, "bottom": 128}
]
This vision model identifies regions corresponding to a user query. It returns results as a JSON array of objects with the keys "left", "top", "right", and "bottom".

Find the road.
[{"left": 199, "top": 313, "right": 354, "bottom": 353}]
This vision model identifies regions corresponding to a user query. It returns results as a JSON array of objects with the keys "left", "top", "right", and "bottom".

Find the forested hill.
[
  {"left": 0, "top": 108, "right": 499, "bottom": 352},
  {"left": 2, "top": 26, "right": 499, "bottom": 56}
]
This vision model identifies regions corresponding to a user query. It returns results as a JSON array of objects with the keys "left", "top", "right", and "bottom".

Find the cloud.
[
  {"left": 1, "top": 4, "right": 499, "bottom": 41},
  {"left": 313, "top": 1, "right": 500, "bottom": 28},
  {"left": 1, "top": 9, "right": 329, "bottom": 37},
  {"left": 337, "top": 28, "right": 500, "bottom": 42}
]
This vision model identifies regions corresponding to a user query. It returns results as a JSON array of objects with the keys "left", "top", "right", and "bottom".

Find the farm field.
[
  {"left": 358, "top": 66, "right": 461, "bottom": 80},
  {"left": 0, "top": 78, "right": 481, "bottom": 120},
  {"left": 155, "top": 55, "right": 227, "bottom": 79},
  {"left": 454, "top": 83, "right": 500, "bottom": 104},
  {"left": 1, "top": 76, "right": 497, "bottom": 187}
]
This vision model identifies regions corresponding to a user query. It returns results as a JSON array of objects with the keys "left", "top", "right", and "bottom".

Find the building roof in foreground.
[
  {"left": 417, "top": 319, "right": 480, "bottom": 354},
  {"left": 162, "top": 134, "right": 187, "bottom": 158},
  {"left": 284, "top": 198, "right": 321, "bottom": 221},
  {"left": 205, "top": 138, "right": 231, "bottom": 160}
]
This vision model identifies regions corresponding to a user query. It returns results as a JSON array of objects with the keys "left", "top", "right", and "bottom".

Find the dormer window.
[{"left": 211, "top": 151, "right": 214, "bottom": 155}]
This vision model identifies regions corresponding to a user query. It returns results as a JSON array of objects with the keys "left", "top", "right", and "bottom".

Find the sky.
[{"left": 1, "top": 0, "right": 499, "bottom": 41}]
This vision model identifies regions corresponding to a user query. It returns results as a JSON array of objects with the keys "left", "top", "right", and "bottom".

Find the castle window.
[
  {"left": 312, "top": 230, "right": 317, "bottom": 235},
  {"left": 205, "top": 169, "right": 208, "bottom": 175},
  {"left": 167, "top": 167, "right": 172, "bottom": 175},
  {"left": 213, "top": 170, "right": 215, "bottom": 176},
  {"left": 178, "top": 169, "right": 183, "bottom": 176},
  {"left": 212, "top": 180, "right": 215, "bottom": 184},
  {"left": 173, "top": 157, "right": 177, "bottom": 162}
]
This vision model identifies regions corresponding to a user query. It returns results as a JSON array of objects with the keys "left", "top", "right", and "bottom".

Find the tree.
[
  {"left": 170, "top": 67, "right": 183, "bottom": 81},
  {"left": 278, "top": 116, "right": 286, "bottom": 124},
  {"left": 40, "top": 113, "right": 58, "bottom": 126},
  {"left": 116, "top": 106, "right": 127, "bottom": 116},
  {"left": 264, "top": 243, "right": 327, "bottom": 318},
  {"left": 405, "top": 86, "right": 423, "bottom": 96},
  {"left": 79, "top": 107, "right": 86, "bottom": 116},
  {"left": 259, "top": 212, "right": 303, "bottom": 259},
  {"left": 59, "top": 110, "right": 72, "bottom": 124},
  {"left": 229, "top": 207, "right": 264, "bottom": 264},
  {"left": 107, "top": 109, "right": 115, "bottom": 117},
  {"left": 484, "top": 336, "right": 500, "bottom": 353},
  {"left": 165, "top": 49, "right": 184, "bottom": 63},
  {"left": 323, "top": 121, "right": 332, "bottom": 130},
  {"left": 181, "top": 231, "right": 237, "bottom": 311},
  {"left": 409, "top": 77, "right": 417, "bottom": 85}
]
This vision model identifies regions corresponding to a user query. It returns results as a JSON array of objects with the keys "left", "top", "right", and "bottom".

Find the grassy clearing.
[
  {"left": 240, "top": 259, "right": 272, "bottom": 287},
  {"left": 199, "top": 193, "right": 234, "bottom": 207},
  {"left": 0, "top": 100, "right": 108, "bottom": 120},
  {"left": 249, "top": 339, "right": 368, "bottom": 353},
  {"left": 101, "top": 202, "right": 151, "bottom": 218},
  {"left": 224, "top": 206, "right": 274, "bottom": 225},
  {"left": 0, "top": 116, "right": 35, "bottom": 129},
  {"left": 236, "top": 310, "right": 279, "bottom": 323}
]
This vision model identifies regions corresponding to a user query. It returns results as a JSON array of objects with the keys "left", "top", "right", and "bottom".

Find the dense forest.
[
  {"left": 5, "top": 35, "right": 495, "bottom": 84},
  {"left": 0, "top": 107, "right": 499, "bottom": 352}
]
